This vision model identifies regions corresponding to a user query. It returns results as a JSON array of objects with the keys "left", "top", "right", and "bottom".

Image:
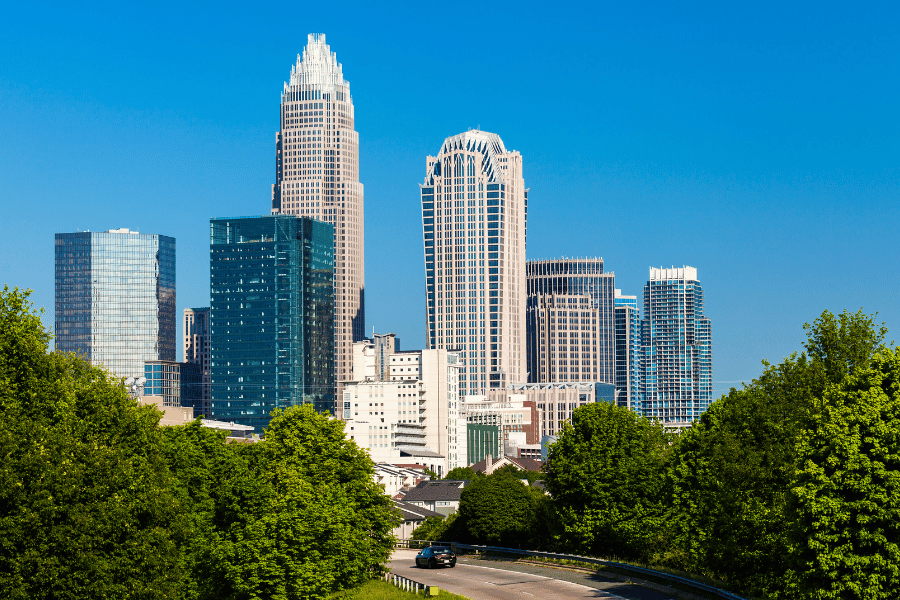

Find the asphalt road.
[{"left": 388, "top": 550, "right": 678, "bottom": 600}]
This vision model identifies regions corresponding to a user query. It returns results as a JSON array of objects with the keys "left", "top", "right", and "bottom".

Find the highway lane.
[{"left": 388, "top": 550, "right": 677, "bottom": 600}]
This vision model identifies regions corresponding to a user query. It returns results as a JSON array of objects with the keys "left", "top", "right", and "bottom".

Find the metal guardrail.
[
  {"left": 449, "top": 543, "right": 746, "bottom": 600},
  {"left": 383, "top": 572, "right": 439, "bottom": 597}
]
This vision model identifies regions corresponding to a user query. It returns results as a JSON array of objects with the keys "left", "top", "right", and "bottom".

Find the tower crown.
[{"left": 285, "top": 33, "right": 349, "bottom": 91}]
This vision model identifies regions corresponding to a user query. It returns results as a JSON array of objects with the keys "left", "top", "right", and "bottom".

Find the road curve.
[{"left": 388, "top": 550, "right": 676, "bottom": 600}]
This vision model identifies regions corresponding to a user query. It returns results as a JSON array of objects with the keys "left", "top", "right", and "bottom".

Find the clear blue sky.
[{"left": 2, "top": 1, "right": 897, "bottom": 396}]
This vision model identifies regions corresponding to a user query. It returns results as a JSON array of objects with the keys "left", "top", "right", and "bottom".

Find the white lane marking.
[{"left": 456, "top": 560, "right": 630, "bottom": 600}]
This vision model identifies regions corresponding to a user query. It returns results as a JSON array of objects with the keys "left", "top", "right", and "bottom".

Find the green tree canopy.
[
  {"left": 456, "top": 469, "right": 539, "bottom": 547},
  {"left": 0, "top": 286, "right": 182, "bottom": 599},
  {"left": 444, "top": 466, "right": 476, "bottom": 481},
  {"left": 543, "top": 401, "right": 671, "bottom": 560},
  {"left": 785, "top": 347, "right": 900, "bottom": 600}
]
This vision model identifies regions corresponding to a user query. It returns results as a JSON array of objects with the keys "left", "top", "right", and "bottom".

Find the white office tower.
[
  {"left": 641, "top": 266, "right": 713, "bottom": 423},
  {"left": 343, "top": 349, "right": 462, "bottom": 474},
  {"left": 272, "top": 33, "right": 364, "bottom": 410},
  {"left": 420, "top": 130, "right": 528, "bottom": 399},
  {"left": 351, "top": 332, "right": 399, "bottom": 382}
]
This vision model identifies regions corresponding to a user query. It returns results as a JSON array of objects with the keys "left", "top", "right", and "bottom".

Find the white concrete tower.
[
  {"left": 420, "top": 130, "right": 528, "bottom": 398},
  {"left": 272, "top": 34, "right": 364, "bottom": 410}
]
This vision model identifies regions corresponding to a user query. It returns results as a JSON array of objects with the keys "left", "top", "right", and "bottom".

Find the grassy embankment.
[{"left": 331, "top": 579, "right": 471, "bottom": 600}]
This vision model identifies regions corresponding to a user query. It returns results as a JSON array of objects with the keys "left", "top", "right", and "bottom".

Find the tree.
[
  {"left": 0, "top": 286, "right": 183, "bottom": 599},
  {"left": 667, "top": 309, "right": 889, "bottom": 597},
  {"left": 784, "top": 348, "right": 900, "bottom": 600},
  {"left": 200, "top": 405, "right": 399, "bottom": 600},
  {"left": 444, "top": 466, "right": 476, "bottom": 481},
  {"left": 456, "top": 469, "right": 538, "bottom": 547},
  {"left": 543, "top": 401, "right": 670, "bottom": 561}
]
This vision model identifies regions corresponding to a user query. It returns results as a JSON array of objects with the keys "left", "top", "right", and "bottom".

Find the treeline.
[
  {"left": 0, "top": 287, "right": 398, "bottom": 600},
  {"left": 416, "top": 309, "right": 900, "bottom": 600}
]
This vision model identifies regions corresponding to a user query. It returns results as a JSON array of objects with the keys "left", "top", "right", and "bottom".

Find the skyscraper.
[
  {"left": 184, "top": 307, "right": 210, "bottom": 416},
  {"left": 641, "top": 266, "right": 713, "bottom": 423},
  {"left": 271, "top": 33, "right": 364, "bottom": 410},
  {"left": 614, "top": 289, "right": 641, "bottom": 412},
  {"left": 525, "top": 258, "right": 616, "bottom": 384},
  {"left": 209, "top": 215, "right": 334, "bottom": 432},
  {"left": 55, "top": 229, "right": 176, "bottom": 381},
  {"left": 421, "top": 130, "right": 528, "bottom": 398}
]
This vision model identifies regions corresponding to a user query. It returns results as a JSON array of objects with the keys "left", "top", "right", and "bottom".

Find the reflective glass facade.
[
  {"left": 641, "top": 267, "right": 713, "bottom": 422},
  {"left": 144, "top": 360, "right": 202, "bottom": 415},
  {"left": 55, "top": 230, "right": 176, "bottom": 380},
  {"left": 614, "top": 291, "right": 642, "bottom": 412},
  {"left": 209, "top": 215, "right": 334, "bottom": 432}
]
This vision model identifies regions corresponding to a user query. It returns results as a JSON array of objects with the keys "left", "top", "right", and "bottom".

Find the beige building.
[
  {"left": 351, "top": 332, "right": 398, "bottom": 382},
  {"left": 272, "top": 33, "right": 364, "bottom": 410},
  {"left": 501, "top": 381, "right": 615, "bottom": 438},
  {"left": 420, "top": 130, "right": 527, "bottom": 399}
]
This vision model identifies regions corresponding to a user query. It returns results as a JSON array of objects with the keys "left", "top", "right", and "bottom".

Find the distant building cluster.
[{"left": 52, "top": 33, "right": 712, "bottom": 480}]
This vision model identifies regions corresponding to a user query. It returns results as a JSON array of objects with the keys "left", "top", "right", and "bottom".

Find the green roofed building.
[{"left": 210, "top": 215, "right": 334, "bottom": 432}]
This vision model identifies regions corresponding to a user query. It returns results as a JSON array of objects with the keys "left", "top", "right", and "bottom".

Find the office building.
[
  {"left": 641, "top": 266, "right": 713, "bottom": 423},
  {"left": 271, "top": 33, "right": 364, "bottom": 409},
  {"left": 184, "top": 307, "right": 211, "bottom": 416},
  {"left": 496, "top": 381, "right": 615, "bottom": 439},
  {"left": 143, "top": 360, "right": 202, "bottom": 416},
  {"left": 343, "top": 348, "right": 462, "bottom": 473},
  {"left": 209, "top": 215, "right": 334, "bottom": 432},
  {"left": 526, "top": 258, "right": 615, "bottom": 384},
  {"left": 420, "top": 130, "right": 528, "bottom": 398},
  {"left": 351, "top": 332, "right": 399, "bottom": 381},
  {"left": 465, "top": 394, "right": 539, "bottom": 457},
  {"left": 55, "top": 229, "right": 176, "bottom": 380},
  {"left": 614, "top": 289, "right": 642, "bottom": 412}
]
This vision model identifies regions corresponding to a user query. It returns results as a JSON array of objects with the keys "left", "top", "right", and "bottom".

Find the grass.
[{"left": 330, "top": 578, "right": 472, "bottom": 600}]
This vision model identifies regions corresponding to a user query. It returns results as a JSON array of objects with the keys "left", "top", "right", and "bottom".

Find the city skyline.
[{"left": 2, "top": 3, "right": 898, "bottom": 398}]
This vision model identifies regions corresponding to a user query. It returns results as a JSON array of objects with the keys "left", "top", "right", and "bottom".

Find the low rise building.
[
  {"left": 393, "top": 501, "right": 442, "bottom": 542},
  {"left": 402, "top": 479, "right": 468, "bottom": 516}
]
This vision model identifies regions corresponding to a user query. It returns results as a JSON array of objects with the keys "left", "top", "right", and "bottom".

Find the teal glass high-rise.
[{"left": 209, "top": 215, "right": 334, "bottom": 432}]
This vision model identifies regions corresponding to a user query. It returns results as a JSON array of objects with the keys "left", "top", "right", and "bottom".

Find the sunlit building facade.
[
  {"left": 526, "top": 258, "right": 616, "bottom": 384},
  {"left": 271, "top": 33, "right": 364, "bottom": 410},
  {"left": 614, "top": 289, "right": 642, "bottom": 412},
  {"left": 421, "top": 130, "right": 528, "bottom": 398},
  {"left": 209, "top": 215, "right": 334, "bottom": 432},
  {"left": 641, "top": 266, "right": 713, "bottom": 423},
  {"left": 54, "top": 229, "right": 176, "bottom": 381}
]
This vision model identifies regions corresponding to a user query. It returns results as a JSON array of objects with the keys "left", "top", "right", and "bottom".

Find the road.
[{"left": 388, "top": 550, "right": 678, "bottom": 600}]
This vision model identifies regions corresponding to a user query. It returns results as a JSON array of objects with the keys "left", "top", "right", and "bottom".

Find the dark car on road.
[{"left": 415, "top": 546, "right": 457, "bottom": 568}]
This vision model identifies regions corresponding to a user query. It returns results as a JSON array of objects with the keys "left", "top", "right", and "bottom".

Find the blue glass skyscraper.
[
  {"left": 55, "top": 229, "right": 176, "bottom": 380},
  {"left": 209, "top": 215, "right": 334, "bottom": 432},
  {"left": 640, "top": 266, "right": 712, "bottom": 423},
  {"left": 614, "top": 289, "right": 642, "bottom": 412}
]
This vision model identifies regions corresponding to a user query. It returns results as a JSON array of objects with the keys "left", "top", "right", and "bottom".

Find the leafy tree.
[
  {"left": 456, "top": 469, "right": 538, "bottom": 547},
  {"left": 544, "top": 401, "right": 670, "bottom": 561},
  {"left": 201, "top": 405, "right": 399, "bottom": 600},
  {"left": 784, "top": 347, "right": 900, "bottom": 600},
  {"left": 667, "top": 309, "right": 888, "bottom": 597},
  {"left": 444, "top": 466, "right": 476, "bottom": 481},
  {"left": 0, "top": 286, "right": 182, "bottom": 599}
]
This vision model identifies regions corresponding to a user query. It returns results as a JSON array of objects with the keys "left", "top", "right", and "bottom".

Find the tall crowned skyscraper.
[
  {"left": 641, "top": 266, "right": 712, "bottom": 422},
  {"left": 272, "top": 33, "right": 363, "bottom": 408},
  {"left": 420, "top": 130, "right": 528, "bottom": 398},
  {"left": 55, "top": 229, "right": 176, "bottom": 380}
]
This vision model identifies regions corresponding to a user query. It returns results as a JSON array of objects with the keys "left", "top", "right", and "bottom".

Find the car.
[{"left": 415, "top": 545, "right": 457, "bottom": 568}]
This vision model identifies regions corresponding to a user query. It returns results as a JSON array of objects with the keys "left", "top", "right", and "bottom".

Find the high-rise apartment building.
[
  {"left": 525, "top": 258, "right": 616, "bottom": 384},
  {"left": 271, "top": 33, "right": 364, "bottom": 410},
  {"left": 184, "top": 307, "right": 210, "bottom": 416},
  {"left": 55, "top": 229, "right": 176, "bottom": 380},
  {"left": 614, "top": 289, "right": 641, "bottom": 412},
  {"left": 641, "top": 266, "right": 713, "bottom": 423},
  {"left": 209, "top": 215, "right": 334, "bottom": 432},
  {"left": 421, "top": 130, "right": 527, "bottom": 398}
]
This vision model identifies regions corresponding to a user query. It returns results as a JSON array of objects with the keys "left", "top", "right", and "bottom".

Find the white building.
[
  {"left": 343, "top": 348, "right": 462, "bottom": 474},
  {"left": 465, "top": 394, "right": 539, "bottom": 456},
  {"left": 420, "top": 130, "right": 528, "bottom": 399},
  {"left": 272, "top": 33, "right": 365, "bottom": 410},
  {"left": 351, "top": 332, "right": 398, "bottom": 382}
]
